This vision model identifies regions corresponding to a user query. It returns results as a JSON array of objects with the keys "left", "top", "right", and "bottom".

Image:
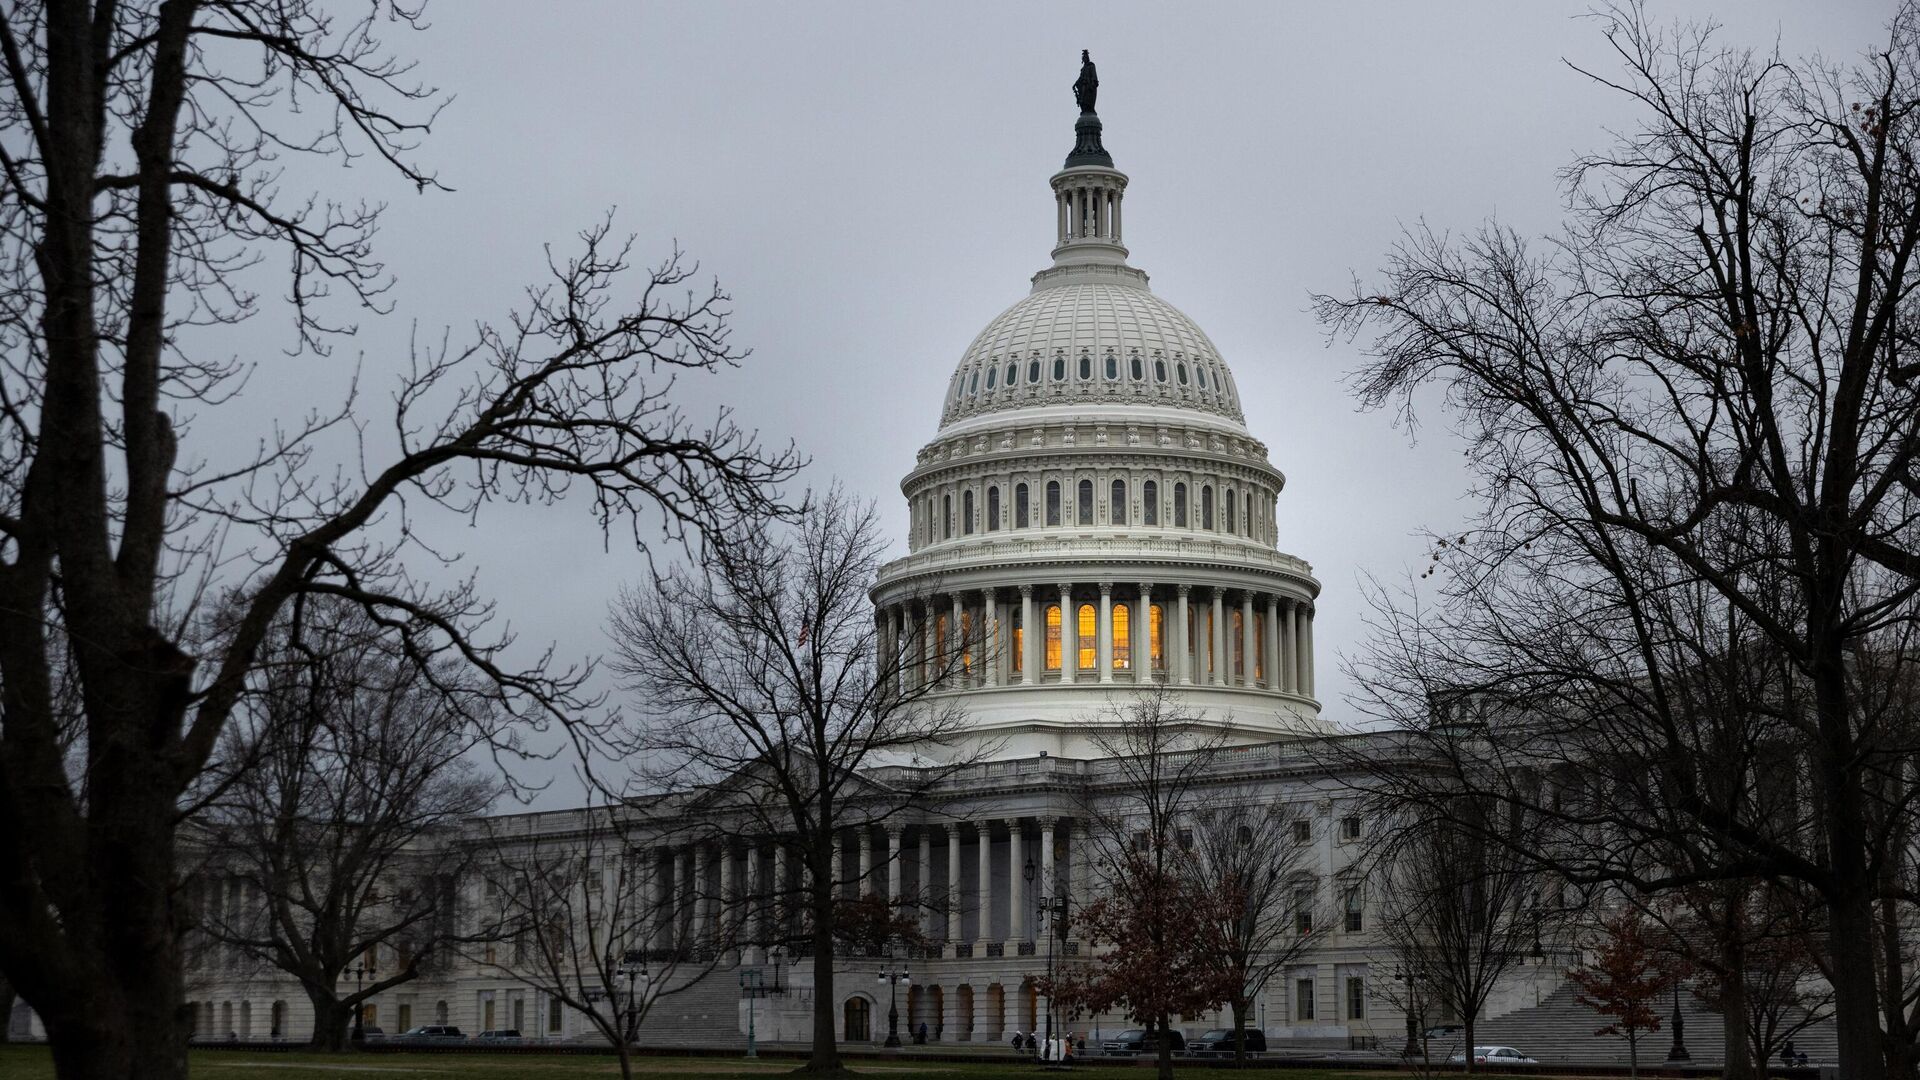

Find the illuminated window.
[
  {"left": 1077, "top": 479, "right": 1094, "bottom": 525},
  {"left": 1225, "top": 488, "right": 1236, "bottom": 533},
  {"left": 1012, "top": 606, "right": 1024, "bottom": 674},
  {"left": 1143, "top": 480, "right": 1158, "bottom": 525},
  {"left": 1202, "top": 486, "right": 1215, "bottom": 530},
  {"left": 1015, "top": 483, "right": 1029, "bottom": 527},
  {"left": 935, "top": 612, "right": 949, "bottom": 662},
  {"left": 1255, "top": 614, "right": 1266, "bottom": 683},
  {"left": 1045, "top": 605, "right": 1062, "bottom": 671},
  {"left": 987, "top": 487, "right": 1000, "bottom": 531},
  {"left": 1150, "top": 604, "right": 1165, "bottom": 669},
  {"left": 961, "top": 610, "right": 974, "bottom": 675},
  {"left": 1046, "top": 481, "right": 1061, "bottom": 525},
  {"left": 1232, "top": 609, "right": 1245, "bottom": 678},
  {"left": 1113, "top": 603, "right": 1131, "bottom": 670},
  {"left": 1174, "top": 483, "right": 1188, "bottom": 526},
  {"left": 962, "top": 490, "right": 975, "bottom": 535},
  {"left": 1187, "top": 606, "right": 1198, "bottom": 674},
  {"left": 1110, "top": 479, "right": 1127, "bottom": 525},
  {"left": 1077, "top": 604, "right": 1097, "bottom": 671}
]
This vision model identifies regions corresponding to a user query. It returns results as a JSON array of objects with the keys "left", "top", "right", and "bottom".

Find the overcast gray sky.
[{"left": 206, "top": 1, "right": 1896, "bottom": 802}]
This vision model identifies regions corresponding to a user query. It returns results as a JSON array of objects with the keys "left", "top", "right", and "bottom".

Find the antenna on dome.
[{"left": 1065, "top": 50, "right": 1112, "bottom": 168}]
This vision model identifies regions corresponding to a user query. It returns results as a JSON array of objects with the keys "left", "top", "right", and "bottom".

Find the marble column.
[
  {"left": 859, "top": 826, "right": 874, "bottom": 898},
  {"left": 1097, "top": 582, "right": 1114, "bottom": 683},
  {"left": 983, "top": 589, "right": 1000, "bottom": 687},
  {"left": 1006, "top": 818, "right": 1025, "bottom": 943},
  {"left": 1211, "top": 588, "right": 1227, "bottom": 686},
  {"left": 1019, "top": 585, "right": 1037, "bottom": 685},
  {"left": 772, "top": 844, "right": 788, "bottom": 945},
  {"left": 1282, "top": 600, "right": 1298, "bottom": 693},
  {"left": 1135, "top": 583, "right": 1153, "bottom": 678},
  {"left": 918, "top": 828, "right": 934, "bottom": 937},
  {"left": 689, "top": 845, "right": 709, "bottom": 944},
  {"left": 1241, "top": 591, "right": 1257, "bottom": 688},
  {"left": 1039, "top": 818, "right": 1057, "bottom": 901},
  {"left": 716, "top": 845, "right": 733, "bottom": 952},
  {"left": 651, "top": 849, "right": 671, "bottom": 950},
  {"left": 951, "top": 595, "right": 965, "bottom": 685},
  {"left": 743, "top": 844, "right": 761, "bottom": 963},
  {"left": 833, "top": 831, "right": 847, "bottom": 901},
  {"left": 887, "top": 826, "right": 904, "bottom": 909},
  {"left": 1175, "top": 585, "right": 1192, "bottom": 685},
  {"left": 1303, "top": 604, "right": 1315, "bottom": 696},
  {"left": 976, "top": 821, "right": 993, "bottom": 943},
  {"left": 1265, "top": 596, "right": 1281, "bottom": 690},
  {"left": 1058, "top": 583, "right": 1075, "bottom": 680},
  {"left": 946, "top": 827, "right": 962, "bottom": 952}
]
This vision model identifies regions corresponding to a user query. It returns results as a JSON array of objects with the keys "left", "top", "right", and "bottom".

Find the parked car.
[
  {"left": 1101, "top": 1028, "right": 1186, "bottom": 1056},
  {"left": 474, "top": 1029, "right": 523, "bottom": 1042},
  {"left": 1188, "top": 1027, "right": 1266, "bottom": 1058},
  {"left": 398, "top": 1025, "right": 466, "bottom": 1041},
  {"left": 356, "top": 1025, "right": 385, "bottom": 1041},
  {"left": 1448, "top": 1046, "right": 1538, "bottom": 1066}
]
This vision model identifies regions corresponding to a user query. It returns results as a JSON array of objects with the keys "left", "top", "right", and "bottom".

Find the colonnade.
[
  {"left": 1056, "top": 177, "right": 1122, "bottom": 244},
  {"left": 879, "top": 584, "right": 1313, "bottom": 696}
]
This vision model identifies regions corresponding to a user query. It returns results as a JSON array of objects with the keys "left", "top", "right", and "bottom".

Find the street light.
[
  {"left": 1665, "top": 982, "right": 1690, "bottom": 1063},
  {"left": 740, "top": 969, "right": 767, "bottom": 1058},
  {"left": 612, "top": 948, "right": 650, "bottom": 1046},
  {"left": 350, "top": 963, "right": 367, "bottom": 1044},
  {"left": 876, "top": 948, "right": 910, "bottom": 1048},
  {"left": 1026, "top": 856, "right": 1070, "bottom": 1063}
]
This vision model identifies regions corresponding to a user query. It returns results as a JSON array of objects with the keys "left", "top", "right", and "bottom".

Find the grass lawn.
[{"left": 0, "top": 1045, "right": 1392, "bottom": 1080}]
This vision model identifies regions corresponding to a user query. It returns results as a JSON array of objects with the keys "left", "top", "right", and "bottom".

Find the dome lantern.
[{"left": 1049, "top": 51, "right": 1130, "bottom": 272}]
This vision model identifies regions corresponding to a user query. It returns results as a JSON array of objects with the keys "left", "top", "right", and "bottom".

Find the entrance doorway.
[{"left": 843, "top": 996, "right": 872, "bottom": 1042}]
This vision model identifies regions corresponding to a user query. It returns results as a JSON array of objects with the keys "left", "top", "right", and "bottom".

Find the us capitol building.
[{"left": 18, "top": 64, "right": 1561, "bottom": 1051}]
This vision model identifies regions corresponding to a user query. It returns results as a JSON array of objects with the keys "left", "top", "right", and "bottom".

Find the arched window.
[
  {"left": 1174, "top": 483, "right": 1189, "bottom": 527},
  {"left": 987, "top": 486, "right": 1001, "bottom": 531},
  {"left": 1114, "top": 603, "right": 1131, "bottom": 670},
  {"left": 1053, "top": 355, "right": 1066, "bottom": 381},
  {"left": 936, "top": 612, "right": 949, "bottom": 659},
  {"left": 962, "top": 489, "right": 975, "bottom": 534},
  {"left": 1077, "top": 604, "right": 1097, "bottom": 671},
  {"left": 1232, "top": 609, "right": 1245, "bottom": 679},
  {"left": 1224, "top": 488, "right": 1236, "bottom": 533},
  {"left": 1150, "top": 604, "right": 1166, "bottom": 669},
  {"left": 1012, "top": 604, "right": 1024, "bottom": 673},
  {"left": 1006, "top": 361, "right": 1018, "bottom": 385},
  {"left": 1029, "top": 358, "right": 1042, "bottom": 384},
  {"left": 1194, "top": 366, "right": 1207, "bottom": 390},
  {"left": 1131, "top": 354, "right": 1144, "bottom": 380},
  {"left": 1077, "top": 479, "right": 1094, "bottom": 525},
  {"left": 1111, "top": 478, "right": 1127, "bottom": 525},
  {"left": 1246, "top": 492, "right": 1254, "bottom": 537},
  {"left": 969, "top": 370, "right": 979, "bottom": 395},
  {"left": 1045, "top": 605, "right": 1063, "bottom": 671},
  {"left": 1078, "top": 353, "right": 1092, "bottom": 380},
  {"left": 943, "top": 493, "right": 953, "bottom": 539},
  {"left": 985, "top": 366, "right": 997, "bottom": 390},
  {"left": 1143, "top": 480, "right": 1159, "bottom": 525},
  {"left": 1046, "top": 481, "right": 1061, "bottom": 525},
  {"left": 1105, "top": 354, "right": 1118, "bottom": 380},
  {"left": 1177, "top": 362, "right": 1190, "bottom": 385},
  {"left": 961, "top": 609, "right": 974, "bottom": 676},
  {"left": 1016, "top": 483, "right": 1030, "bottom": 527},
  {"left": 1155, "top": 359, "right": 1168, "bottom": 382},
  {"left": 1202, "top": 485, "right": 1215, "bottom": 530}
]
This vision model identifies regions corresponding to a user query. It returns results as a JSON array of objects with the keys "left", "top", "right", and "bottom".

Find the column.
[
  {"left": 833, "top": 831, "right": 847, "bottom": 900},
  {"left": 1020, "top": 585, "right": 1037, "bottom": 686},
  {"left": 1112, "top": 189, "right": 1123, "bottom": 242},
  {"left": 650, "top": 849, "right": 670, "bottom": 950},
  {"left": 887, "top": 826, "right": 904, "bottom": 909},
  {"left": 744, "top": 844, "right": 761, "bottom": 962},
  {"left": 1211, "top": 588, "right": 1227, "bottom": 686},
  {"left": 1135, "top": 583, "right": 1153, "bottom": 679},
  {"left": 716, "top": 845, "right": 732, "bottom": 951},
  {"left": 1266, "top": 596, "right": 1282, "bottom": 690},
  {"left": 918, "top": 828, "right": 934, "bottom": 937},
  {"left": 922, "top": 602, "right": 936, "bottom": 689},
  {"left": 689, "top": 845, "right": 709, "bottom": 944},
  {"left": 1303, "top": 604, "right": 1315, "bottom": 696},
  {"left": 1097, "top": 582, "right": 1114, "bottom": 683},
  {"left": 951, "top": 595, "right": 964, "bottom": 685},
  {"left": 859, "top": 826, "right": 874, "bottom": 898},
  {"left": 1006, "top": 818, "right": 1025, "bottom": 944},
  {"left": 1282, "top": 600, "right": 1298, "bottom": 693},
  {"left": 983, "top": 588, "right": 1000, "bottom": 687},
  {"left": 1241, "top": 591, "right": 1257, "bottom": 688},
  {"left": 1039, "top": 818, "right": 1057, "bottom": 901},
  {"left": 1058, "top": 583, "right": 1075, "bottom": 681},
  {"left": 946, "top": 827, "right": 963, "bottom": 953},
  {"left": 1175, "top": 585, "right": 1192, "bottom": 685},
  {"left": 772, "top": 843, "right": 789, "bottom": 946},
  {"left": 976, "top": 821, "right": 993, "bottom": 943}
]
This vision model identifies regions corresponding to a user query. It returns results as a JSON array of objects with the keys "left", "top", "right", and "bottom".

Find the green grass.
[{"left": 0, "top": 1045, "right": 1388, "bottom": 1080}]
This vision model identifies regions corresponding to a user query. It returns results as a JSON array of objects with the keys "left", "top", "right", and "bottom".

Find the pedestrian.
[
  {"left": 915, "top": 1020, "right": 928, "bottom": 1045},
  {"left": 1011, "top": 1031, "right": 1025, "bottom": 1052}
]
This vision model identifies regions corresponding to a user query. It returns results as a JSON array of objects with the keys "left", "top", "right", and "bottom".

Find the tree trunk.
[
  {"left": 1155, "top": 1013, "right": 1174, "bottom": 1080},
  {"left": 41, "top": 985, "right": 188, "bottom": 1080},
  {"left": 614, "top": 1042, "right": 634, "bottom": 1080},
  {"left": 0, "top": 975, "right": 14, "bottom": 1044},
  {"left": 1628, "top": 1031, "right": 1638, "bottom": 1080},
  {"left": 303, "top": 987, "right": 352, "bottom": 1053},
  {"left": 1826, "top": 824, "right": 1889, "bottom": 1077},
  {"left": 803, "top": 841, "right": 844, "bottom": 1074},
  {"left": 1462, "top": 1016, "right": 1476, "bottom": 1074},
  {"left": 1717, "top": 948, "right": 1754, "bottom": 1080},
  {"left": 1230, "top": 998, "right": 1248, "bottom": 1067}
]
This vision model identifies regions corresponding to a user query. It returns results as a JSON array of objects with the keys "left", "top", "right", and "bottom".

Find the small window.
[
  {"left": 1292, "top": 820, "right": 1310, "bottom": 844},
  {"left": 1053, "top": 356, "right": 1066, "bottom": 381},
  {"left": 962, "top": 489, "right": 975, "bottom": 534},
  {"left": 985, "top": 366, "right": 997, "bottom": 389},
  {"left": 1225, "top": 488, "right": 1236, "bottom": 533},
  {"left": 987, "top": 486, "right": 1001, "bottom": 531},
  {"left": 1078, "top": 353, "right": 1092, "bottom": 380},
  {"left": 1294, "top": 887, "right": 1314, "bottom": 935},
  {"left": 943, "top": 494, "right": 953, "bottom": 539},
  {"left": 1130, "top": 355, "right": 1144, "bottom": 380},
  {"left": 1016, "top": 483, "right": 1030, "bottom": 527},
  {"left": 1045, "top": 604, "right": 1063, "bottom": 670},
  {"left": 1046, "top": 481, "right": 1062, "bottom": 526},
  {"left": 1105, "top": 354, "right": 1118, "bottom": 380},
  {"left": 1174, "top": 483, "right": 1189, "bottom": 527},
  {"left": 1143, "top": 480, "right": 1158, "bottom": 525},
  {"left": 1202, "top": 485, "right": 1215, "bottom": 530},
  {"left": 1077, "top": 603, "right": 1096, "bottom": 670},
  {"left": 1176, "top": 362, "right": 1190, "bottom": 385},
  {"left": 1155, "top": 359, "right": 1168, "bottom": 382},
  {"left": 1194, "top": 366, "right": 1207, "bottom": 389},
  {"left": 1341, "top": 816, "right": 1363, "bottom": 841},
  {"left": 1177, "top": 828, "right": 1194, "bottom": 851},
  {"left": 1347, "top": 977, "right": 1365, "bottom": 1020},
  {"left": 1343, "top": 885, "right": 1364, "bottom": 932},
  {"left": 1111, "top": 479, "right": 1127, "bottom": 525},
  {"left": 969, "top": 371, "right": 979, "bottom": 394},
  {"left": 1296, "top": 979, "right": 1315, "bottom": 1021},
  {"left": 1236, "top": 824, "right": 1254, "bottom": 846},
  {"left": 1029, "top": 359, "right": 1042, "bottom": 384},
  {"left": 1077, "top": 479, "right": 1094, "bottom": 525},
  {"left": 1006, "top": 361, "right": 1018, "bottom": 385}
]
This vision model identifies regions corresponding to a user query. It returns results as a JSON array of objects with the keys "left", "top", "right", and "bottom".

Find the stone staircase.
[
  {"left": 1427, "top": 983, "right": 1836, "bottom": 1068},
  {"left": 633, "top": 967, "right": 746, "bottom": 1048}
]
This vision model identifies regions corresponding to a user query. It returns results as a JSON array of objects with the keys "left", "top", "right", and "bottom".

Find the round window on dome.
[
  {"left": 1078, "top": 354, "right": 1091, "bottom": 380},
  {"left": 1176, "top": 363, "right": 1190, "bottom": 385},
  {"left": 1105, "top": 354, "right": 1118, "bottom": 380},
  {"left": 1155, "top": 359, "right": 1168, "bottom": 383},
  {"left": 1131, "top": 355, "right": 1144, "bottom": 380},
  {"left": 1029, "top": 359, "right": 1042, "bottom": 384}
]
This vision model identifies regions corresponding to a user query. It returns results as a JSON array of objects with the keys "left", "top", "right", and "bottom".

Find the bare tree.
[
  {"left": 1314, "top": 5, "right": 1920, "bottom": 1077},
  {"left": 1366, "top": 799, "right": 1551, "bottom": 1074},
  {"left": 189, "top": 599, "right": 502, "bottom": 1050},
  {"left": 474, "top": 804, "right": 722, "bottom": 1080},
  {"left": 1187, "top": 794, "right": 1321, "bottom": 1066},
  {"left": 0, "top": 3, "right": 801, "bottom": 1077},
  {"left": 605, "top": 488, "right": 977, "bottom": 1076},
  {"left": 1062, "top": 685, "right": 1235, "bottom": 1080}
]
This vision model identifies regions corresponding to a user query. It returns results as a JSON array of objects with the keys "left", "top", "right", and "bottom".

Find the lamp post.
[
  {"left": 877, "top": 948, "right": 910, "bottom": 1048},
  {"left": 1665, "top": 982, "right": 1690, "bottom": 1062},
  {"left": 350, "top": 963, "right": 366, "bottom": 1044},
  {"left": 613, "top": 948, "right": 650, "bottom": 1046},
  {"left": 740, "top": 969, "right": 766, "bottom": 1058},
  {"left": 1026, "top": 856, "right": 1069, "bottom": 1063}
]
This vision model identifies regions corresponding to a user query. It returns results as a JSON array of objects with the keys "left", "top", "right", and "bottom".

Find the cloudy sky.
[{"left": 210, "top": 1, "right": 1894, "bottom": 801}]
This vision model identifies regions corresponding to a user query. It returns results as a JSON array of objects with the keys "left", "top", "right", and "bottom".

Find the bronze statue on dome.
[{"left": 1073, "top": 50, "right": 1098, "bottom": 114}]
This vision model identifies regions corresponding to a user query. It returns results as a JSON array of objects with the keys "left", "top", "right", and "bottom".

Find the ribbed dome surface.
[{"left": 938, "top": 277, "right": 1245, "bottom": 429}]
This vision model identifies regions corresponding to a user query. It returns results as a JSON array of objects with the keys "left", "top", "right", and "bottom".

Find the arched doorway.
[
  {"left": 843, "top": 996, "right": 872, "bottom": 1042},
  {"left": 929, "top": 985, "right": 946, "bottom": 1041},
  {"left": 957, "top": 984, "right": 975, "bottom": 1041},
  {"left": 270, "top": 1001, "right": 287, "bottom": 1039}
]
